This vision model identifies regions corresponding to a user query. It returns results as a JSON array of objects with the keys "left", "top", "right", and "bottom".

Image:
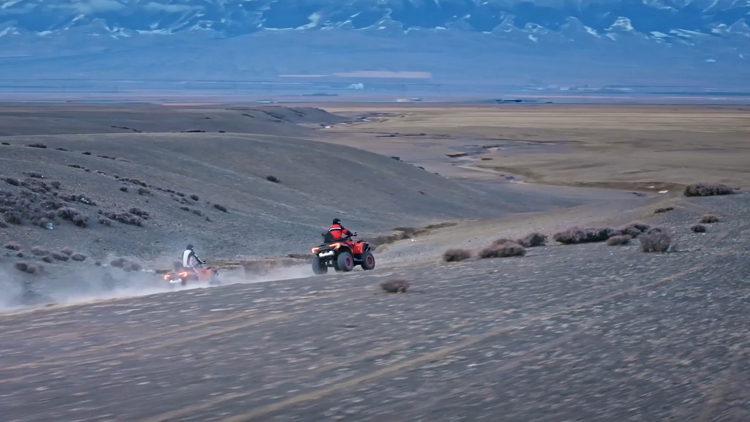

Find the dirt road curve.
[{"left": 1, "top": 197, "right": 749, "bottom": 422}]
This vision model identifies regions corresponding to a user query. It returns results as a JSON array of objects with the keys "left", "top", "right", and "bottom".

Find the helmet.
[
  {"left": 332, "top": 218, "right": 341, "bottom": 225},
  {"left": 187, "top": 244, "right": 194, "bottom": 250}
]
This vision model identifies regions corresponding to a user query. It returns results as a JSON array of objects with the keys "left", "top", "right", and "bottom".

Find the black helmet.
[
  {"left": 187, "top": 244, "right": 194, "bottom": 250},
  {"left": 332, "top": 218, "right": 341, "bottom": 225}
]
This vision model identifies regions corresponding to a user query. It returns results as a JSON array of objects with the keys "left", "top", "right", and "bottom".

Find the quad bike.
[
  {"left": 162, "top": 261, "right": 220, "bottom": 288},
  {"left": 310, "top": 233, "right": 375, "bottom": 275}
]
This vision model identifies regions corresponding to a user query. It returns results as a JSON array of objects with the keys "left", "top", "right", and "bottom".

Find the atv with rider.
[
  {"left": 162, "top": 261, "right": 220, "bottom": 288},
  {"left": 310, "top": 232, "right": 375, "bottom": 275}
]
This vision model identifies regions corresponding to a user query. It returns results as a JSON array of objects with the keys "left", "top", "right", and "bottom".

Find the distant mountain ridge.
[{"left": 0, "top": 0, "right": 748, "bottom": 88}]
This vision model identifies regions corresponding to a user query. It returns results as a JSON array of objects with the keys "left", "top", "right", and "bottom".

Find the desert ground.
[{"left": 0, "top": 102, "right": 748, "bottom": 421}]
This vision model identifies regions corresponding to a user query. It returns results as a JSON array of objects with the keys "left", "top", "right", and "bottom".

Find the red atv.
[
  {"left": 162, "top": 261, "right": 220, "bottom": 288},
  {"left": 310, "top": 233, "right": 375, "bottom": 275}
]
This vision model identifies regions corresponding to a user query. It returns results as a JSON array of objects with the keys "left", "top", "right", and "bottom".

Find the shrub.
[
  {"left": 120, "top": 187, "right": 128, "bottom": 193},
  {"left": 128, "top": 208, "right": 149, "bottom": 219},
  {"left": 26, "top": 143, "right": 47, "bottom": 149},
  {"left": 617, "top": 221, "right": 651, "bottom": 238},
  {"left": 654, "top": 207, "right": 675, "bottom": 214},
  {"left": 214, "top": 204, "right": 227, "bottom": 212},
  {"left": 50, "top": 181, "right": 61, "bottom": 189},
  {"left": 443, "top": 249, "right": 471, "bottom": 262},
  {"left": 4, "top": 177, "right": 20, "bottom": 186},
  {"left": 517, "top": 232, "right": 547, "bottom": 248},
  {"left": 266, "top": 175, "right": 280, "bottom": 183},
  {"left": 4, "top": 241, "right": 22, "bottom": 251},
  {"left": 15, "top": 262, "right": 43, "bottom": 274},
  {"left": 684, "top": 183, "right": 735, "bottom": 197},
  {"left": 639, "top": 231, "right": 671, "bottom": 253},
  {"left": 691, "top": 224, "right": 706, "bottom": 233},
  {"left": 4, "top": 211, "right": 22, "bottom": 225},
  {"left": 553, "top": 227, "right": 615, "bottom": 244},
  {"left": 71, "top": 254, "right": 87, "bottom": 262},
  {"left": 493, "top": 238, "right": 516, "bottom": 246},
  {"left": 61, "top": 247, "right": 73, "bottom": 256},
  {"left": 380, "top": 279, "right": 410, "bottom": 293},
  {"left": 190, "top": 194, "right": 199, "bottom": 201},
  {"left": 479, "top": 242, "right": 526, "bottom": 258},
  {"left": 31, "top": 246, "right": 50, "bottom": 256},
  {"left": 52, "top": 252, "right": 69, "bottom": 261},
  {"left": 41, "top": 256, "right": 54, "bottom": 263},
  {"left": 606, "top": 235, "right": 631, "bottom": 246},
  {"left": 699, "top": 214, "right": 719, "bottom": 224},
  {"left": 137, "top": 188, "right": 151, "bottom": 195}
]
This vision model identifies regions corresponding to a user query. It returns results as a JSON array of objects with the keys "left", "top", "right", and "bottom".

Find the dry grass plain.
[{"left": 321, "top": 104, "right": 750, "bottom": 192}]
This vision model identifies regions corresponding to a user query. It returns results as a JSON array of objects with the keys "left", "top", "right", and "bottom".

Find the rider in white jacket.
[{"left": 182, "top": 244, "right": 205, "bottom": 275}]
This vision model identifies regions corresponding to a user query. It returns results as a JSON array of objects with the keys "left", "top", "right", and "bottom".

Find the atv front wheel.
[
  {"left": 312, "top": 257, "right": 328, "bottom": 275},
  {"left": 361, "top": 251, "right": 376, "bottom": 270},
  {"left": 337, "top": 252, "right": 355, "bottom": 272}
]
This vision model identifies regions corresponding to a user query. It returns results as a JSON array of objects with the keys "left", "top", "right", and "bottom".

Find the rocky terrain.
[
  {"left": 0, "top": 190, "right": 746, "bottom": 421},
  {"left": 0, "top": 103, "right": 642, "bottom": 308}
]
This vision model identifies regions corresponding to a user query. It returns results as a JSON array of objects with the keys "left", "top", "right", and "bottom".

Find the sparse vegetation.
[
  {"left": 214, "top": 204, "right": 227, "bottom": 212},
  {"left": 517, "top": 232, "right": 547, "bottom": 248},
  {"left": 691, "top": 224, "right": 706, "bottom": 233},
  {"left": 15, "top": 261, "right": 43, "bottom": 274},
  {"left": 120, "top": 187, "right": 128, "bottom": 192},
  {"left": 26, "top": 143, "right": 47, "bottom": 149},
  {"left": 4, "top": 241, "right": 22, "bottom": 251},
  {"left": 380, "top": 279, "right": 410, "bottom": 293},
  {"left": 4, "top": 211, "right": 22, "bottom": 225},
  {"left": 56, "top": 207, "right": 88, "bottom": 227},
  {"left": 190, "top": 194, "right": 199, "bottom": 201},
  {"left": 4, "top": 177, "right": 20, "bottom": 186},
  {"left": 128, "top": 208, "right": 149, "bottom": 219},
  {"left": 479, "top": 242, "right": 526, "bottom": 258},
  {"left": 61, "top": 247, "right": 73, "bottom": 256},
  {"left": 617, "top": 221, "right": 651, "bottom": 238},
  {"left": 137, "top": 187, "right": 151, "bottom": 195},
  {"left": 639, "top": 230, "right": 671, "bottom": 253},
  {"left": 50, "top": 181, "right": 61, "bottom": 189},
  {"left": 266, "top": 175, "right": 280, "bottom": 183},
  {"left": 31, "top": 246, "right": 50, "bottom": 256},
  {"left": 684, "top": 183, "right": 735, "bottom": 197},
  {"left": 443, "top": 249, "right": 471, "bottom": 262},
  {"left": 51, "top": 252, "right": 69, "bottom": 261},
  {"left": 606, "top": 235, "right": 631, "bottom": 246},
  {"left": 71, "top": 254, "right": 87, "bottom": 262},
  {"left": 699, "top": 214, "right": 719, "bottom": 224},
  {"left": 654, "top": 207, "right": 675, "bottom": 214},
  {"left": 553, "top": 227, "right": 616, "bottom": 244}
]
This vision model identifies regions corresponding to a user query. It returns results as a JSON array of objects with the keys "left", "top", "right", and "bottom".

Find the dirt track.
[{"left": 1, "top": 194, "right": 747, "bottom": 421}]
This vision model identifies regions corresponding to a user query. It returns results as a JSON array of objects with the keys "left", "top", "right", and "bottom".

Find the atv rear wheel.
[
  {"left": 312, "top": 257, "right": 328, "bottom": 275},
  {"left": 337, "top": 252, "right": 355, "bottom": 272},
  {"left": 361, "top": 251, "right": 376, "bottom": 270}
]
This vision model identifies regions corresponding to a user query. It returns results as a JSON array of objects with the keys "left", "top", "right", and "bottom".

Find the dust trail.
[{"left": 0, "top": 259, "right": 316, "bottom": 314}]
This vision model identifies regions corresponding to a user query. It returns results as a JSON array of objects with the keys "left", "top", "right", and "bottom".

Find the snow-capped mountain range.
[{"left": 1, "top": 0, "right": 748, "bottom": 87}]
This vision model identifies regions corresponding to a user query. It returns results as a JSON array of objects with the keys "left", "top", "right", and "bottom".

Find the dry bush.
[
  {"left": 443, "top": 249, "right": 472, "bottom": 262},
  {"left": 137, "top": 187, "right": 151, "bottom": 195},
  {"left": 120, "top": 187, "right": 128, "bottom": 193},
  {"left": 684, "top": 183, "right": 735, "bottom": 197},
  {"left": 266, "top": 175, "right": 280, "bottom": 183},
  {"left": 41, "top": 256, "right": 54, "bottom": 263},
  {"left": 61, "top": 247, "right": 73, "bottom": 256},
  {"left": 691, "top": 224, "right": 706, "bottom": 233},
  {"left": 31, "top": 246, "right": 50, "bottom": 256},
  {"left": 639, "top": 231, "right": 671, "bottom": 253},
  {"left": 99, "top": 218, "right": 112, "bottom": 226},
  {"left": 553, "top": 227, "right": 615, "bottom": 244},
  {"left": 190, "top": 194, "right": 199, "bottom": 201},
  {"left": 50, "top": 181, "right": 61, "bottom": 189},
  {"left": 654, "top": 207, "right": 675, "bottom": 214},
  {"left": 4, "top": 211, "right": 22, "bottom": 225},
  {"left": 15, "top": 261, "right": 43, "bottom": 274},
  {"left": 26, "top": 143, "right": 47, "bottom": 149},
  {"left": 4, "top": 241, "right": 22, "bottom": 251},
  {"left": 128, "top": 208, "right": 149, "bottom": 219},
  {"left": 25, "top": 172, "right": 44, "bottom": 179},
  {"left": 57, "top": 207, "right": 88, "bottom": 227},
  {"left": 214, "top": 204, "right": 228, "bottom": 212},
  {"left": 51, "top": 252, "right": 69, "bottom": 261},
  {"left": 617, "top": 221, "right": 651, "bottom": 238},
  {"left": 380, "top": 279, "right": 410, "bottom": 293},
  {"left": 517, "top": 232, "right": 547, "bottom": 248},
  {"left": 493, "top": 237, "right": 516, "bottom": 246},
  {"left": 479, "top": 242, "right": 526, "bottom": 258},
  {"left": 606, "top": 235, "right": 631, "bottom": 246},
  {"left": 71, "top": 253, "right": 87, "bottom": 262},
  {"left": 4, "top": 177, "right": 20, "bottom": 186},
  {"left": 699, "top": 214, "right": 719, "bottom": 224}
]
